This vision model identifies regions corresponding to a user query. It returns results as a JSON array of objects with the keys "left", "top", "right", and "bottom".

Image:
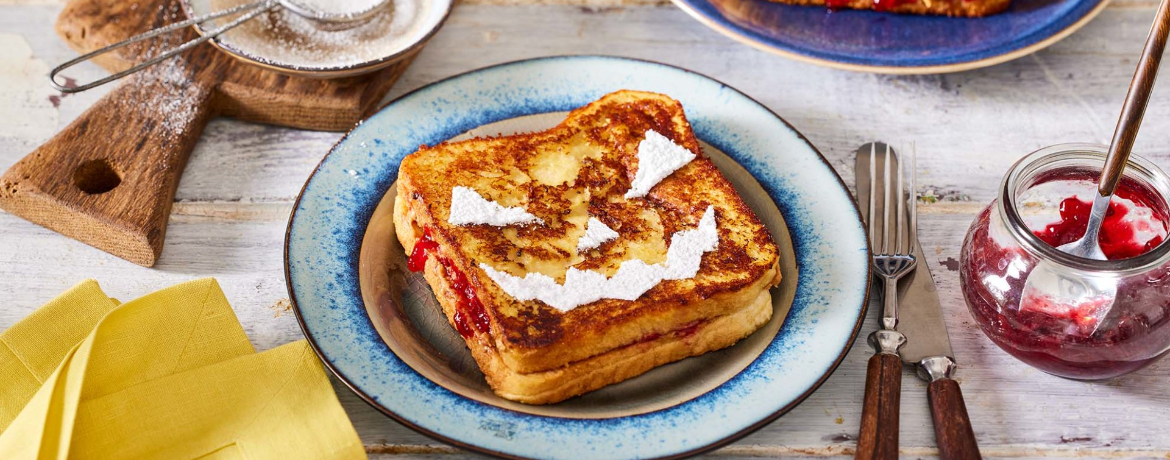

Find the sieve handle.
[{"left": 49, "top": 0, "right": 277, "bottom": 94}]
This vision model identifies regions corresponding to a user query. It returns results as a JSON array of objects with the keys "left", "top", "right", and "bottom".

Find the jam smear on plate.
[{"left": 409, "top": 227, "right": 491, "bottom": 338}]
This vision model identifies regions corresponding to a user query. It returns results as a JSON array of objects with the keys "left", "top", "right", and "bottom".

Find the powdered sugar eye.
[
  {"left": 576, "top": 218, "right": 619, "bottom": 252},
  {"left": 624, "top": 130, "right": 697, "bottom": 199},
  {"left": 448, "top": 186, "right": 543, "bottom": 227}
]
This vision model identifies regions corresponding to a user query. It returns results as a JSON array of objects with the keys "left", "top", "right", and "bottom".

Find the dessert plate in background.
[
  {"left": 285, "top": 55, "right": 870, "bottom": 459},
  {"left": 671, "top": 0, "right": 1109, "bottom": 73}
]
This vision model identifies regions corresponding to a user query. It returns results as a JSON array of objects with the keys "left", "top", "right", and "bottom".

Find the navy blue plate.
[
  {"left": 286, "top": 56, "right": 870, "bottom": 459},
  {"left": 672, "top": 0, "right": 1109, "bottom": 73}
]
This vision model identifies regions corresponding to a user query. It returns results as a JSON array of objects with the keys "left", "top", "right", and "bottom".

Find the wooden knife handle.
[
  {"left": 855, "top": 352, "right": 902, "bottom": 460},
  {"left": 928, "top": 378, "right": 981, "bottom": 460}
]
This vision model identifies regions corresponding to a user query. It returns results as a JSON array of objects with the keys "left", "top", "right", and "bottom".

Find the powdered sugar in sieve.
[{"left": 195, "top": 0, "right": 446, "bottom": 71}]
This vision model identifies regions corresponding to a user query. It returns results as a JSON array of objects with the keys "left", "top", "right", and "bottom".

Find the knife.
[{"left": 855, "top": 143, "right": 981, "bottom": 460}]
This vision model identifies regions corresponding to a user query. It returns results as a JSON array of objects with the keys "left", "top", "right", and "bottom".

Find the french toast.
[{"left": 393, "top": 90, "right": 783, "bottom": 404}]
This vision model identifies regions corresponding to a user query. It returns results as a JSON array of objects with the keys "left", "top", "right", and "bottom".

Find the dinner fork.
[{"left": 855, "top": 144, "right": 917, "bottom": 460}]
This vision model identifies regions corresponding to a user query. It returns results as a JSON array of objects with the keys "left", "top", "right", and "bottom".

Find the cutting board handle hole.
[{"left": 73, "top": 159, "right": 121, "bottom": 194}]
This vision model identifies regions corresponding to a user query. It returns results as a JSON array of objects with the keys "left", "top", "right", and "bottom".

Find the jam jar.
[{"left": 960, "top": 144, "right": 1170, "bottom": 380}]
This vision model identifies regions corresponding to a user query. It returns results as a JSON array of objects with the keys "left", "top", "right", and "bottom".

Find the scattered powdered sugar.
[
  {"left": 625, "top": 129, "right": 696, "bottom": 199},
  {"left": 480, "top": 206, "right": 719, "bottom": 311},
  {"left": 207, "top": 0, "right": 430, "bottom": 69},
  {"left": 448, "top": 186, "right": 543, "bottom": 227},
  {"left": 576, "top": 217, "right": 619, "bottom": 252},
  {"left": 109, "top": 2, "right": 206, "bottom": 141}
]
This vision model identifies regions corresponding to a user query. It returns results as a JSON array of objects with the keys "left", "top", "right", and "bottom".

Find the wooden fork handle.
[
  {"left": 928, "top": 378, "right": 981, "bottom": 460},
  {"left": 856, "top": 328, "right": 906, "bottom": 460},
  {"left": 856, "top": 352, "right": 902, "bottom": 460}
]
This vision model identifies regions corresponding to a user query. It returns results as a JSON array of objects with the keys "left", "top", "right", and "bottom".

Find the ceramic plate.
[
  {"left": 671, "top": 0, "right": 1109, "bottom": 73},
  {"left": 286, "top": 55, "right": 870, "bottom": 459}
]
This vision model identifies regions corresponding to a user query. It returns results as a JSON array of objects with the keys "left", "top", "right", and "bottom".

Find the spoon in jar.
[
  {"left": 1059, "top": 0, "right": 1170, "bottom": 260},
  {"left": 49, "top": 0, "right": 390, "bottom": 93},
  {"left": 1019, "top": 0, "right": 1170, "bottom": 338}
]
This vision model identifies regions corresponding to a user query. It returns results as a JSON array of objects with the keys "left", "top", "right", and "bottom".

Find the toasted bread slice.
[
  {"left": 393, "top": 90, "right": 782, "bottom": 403},
  {"left": 756, "top": 0, "right": 1010, "bottom": 17}
]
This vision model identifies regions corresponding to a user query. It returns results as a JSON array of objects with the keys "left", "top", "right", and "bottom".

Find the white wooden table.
[{"left": 4, "top": 0, "right": 1170, "bottom": 457}]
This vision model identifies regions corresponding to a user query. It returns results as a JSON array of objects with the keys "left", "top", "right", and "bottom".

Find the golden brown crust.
[
  {"left": 394, "top": 90, "right": 782, "bottom": 377},
  {"left": 417, "top": 241, "right": 775, "bottom": 404},
  {"left": 763, "top": 0, "right": 1011, "bottom": 17},
  {"left": 483, "top": 290, "right": 774, "bottom": 405}
]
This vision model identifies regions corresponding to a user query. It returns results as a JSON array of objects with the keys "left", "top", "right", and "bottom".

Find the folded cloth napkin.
[{"left": 0, "top": 278, "right": 366, "bottom": 460}]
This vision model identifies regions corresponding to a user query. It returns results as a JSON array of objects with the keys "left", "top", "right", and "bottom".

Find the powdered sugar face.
[
  {"left": 480, "top": 206, "right": 718, "bottom": 311},
  {"left": 206, "top": 0, "right": 431, "bottom": 69},
  {"left": 448, "top": 186, "right": 543, "bottom": 227},
  {"left": 624, "top": 130, "right": 696, "bottom": 199},
  {"left": 576, "top": 217, "right": 619, "bottom": 252}
]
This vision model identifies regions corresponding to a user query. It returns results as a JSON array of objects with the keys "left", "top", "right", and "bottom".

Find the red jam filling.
[
  {"left": 633, "top": 320, "right": 704, "bottom": 347},
  {"left": 676, "top": 320, "right": 703, "bottom": 337},
  {"left": 871, "top": 0, "right": 914, "bottom": 12},
  {"left": 825, "top": 0, "right": 914, "bottom": 11},
  {"left": 407, "top": 228, "right": 439, "bottom": 272},
  {"left": 408, "top": 227, "right": 491, "bottom": 339},
  {"left": 440, "top": 257, "right": 491, "bottom": 339}
]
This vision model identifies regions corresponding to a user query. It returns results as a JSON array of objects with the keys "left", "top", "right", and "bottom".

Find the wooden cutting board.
[{"left": 0, "top": 0, "right": 423, "bottom": 266}]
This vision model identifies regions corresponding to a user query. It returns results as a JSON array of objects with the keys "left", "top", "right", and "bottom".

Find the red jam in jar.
[
  {"left": 1033, "top": 193, "right": 1166, "bottom": 260},
  {"left": 960, "top": 145, "right": 1170, "bottom": 380}
]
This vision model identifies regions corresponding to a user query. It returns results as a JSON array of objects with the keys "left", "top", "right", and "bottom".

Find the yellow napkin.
[{"left": 0, "top": 278, "right": 367, "bottom": 460}]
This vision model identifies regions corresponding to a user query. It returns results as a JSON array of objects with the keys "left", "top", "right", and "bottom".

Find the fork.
[{"left": 855, "top": 143, "right": 917, "bottom": 460}]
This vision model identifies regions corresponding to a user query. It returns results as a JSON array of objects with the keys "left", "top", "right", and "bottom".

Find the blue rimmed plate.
[
  {"left": 285, "top": 55, "right": 870, "bottom": 459},
  {"left": 671, "top": 0, "right": 1109, "bottom": 73}
]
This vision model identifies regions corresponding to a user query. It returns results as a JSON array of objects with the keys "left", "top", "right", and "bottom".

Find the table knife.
[{"left": 855, "top": 143, "right": 981, "bottom": 460}]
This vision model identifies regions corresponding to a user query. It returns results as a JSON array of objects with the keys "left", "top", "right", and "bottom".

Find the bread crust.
[{"left": 414, "top": 236, "right": 774, "bottom": 404}]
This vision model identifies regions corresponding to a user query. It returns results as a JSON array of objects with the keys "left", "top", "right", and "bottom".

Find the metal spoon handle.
[
  {"left": 49, "top": 0, "right": 277, "bottom": 94},
  {"left": 1100, "top": 0, "right": 1170, "bottom": 196}
]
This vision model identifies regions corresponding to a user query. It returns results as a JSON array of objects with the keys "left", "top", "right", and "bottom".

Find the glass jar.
[{"left": 960, "top": 143, "right": 1170, "bottom": 380}]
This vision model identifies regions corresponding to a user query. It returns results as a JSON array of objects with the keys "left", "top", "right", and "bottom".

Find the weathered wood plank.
[{"left": 6, "top": 5, "right": 1170, "bottom": 206}]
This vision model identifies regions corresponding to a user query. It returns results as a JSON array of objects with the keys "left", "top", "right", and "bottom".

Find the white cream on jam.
[
  {"left": 624, "top": 130, "right": 696, "bottom": 199},
  {"left": 480, "top": 206, "right": 718, "bottom": 311},
  {"left": 448, "top": 186, "right": 543, "bottom": 227}
]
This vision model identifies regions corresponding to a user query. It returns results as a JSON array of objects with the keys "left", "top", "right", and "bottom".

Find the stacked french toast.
[{"left": 394, "top": 90, "right": 783, "bottom": 404}]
